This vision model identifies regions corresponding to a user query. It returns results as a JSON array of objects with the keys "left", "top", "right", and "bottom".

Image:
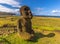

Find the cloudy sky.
[{"left": 0, "top": 0, "right": 60, "bottom": 16}]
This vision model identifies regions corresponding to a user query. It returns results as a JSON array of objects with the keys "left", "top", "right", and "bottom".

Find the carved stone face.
[{"left": 20, "top": 6, "right": 33, "bottom": 19}]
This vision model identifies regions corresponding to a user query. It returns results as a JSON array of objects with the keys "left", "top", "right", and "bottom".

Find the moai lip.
[{"left": 17, "top": 5, "right": 35, "bottom": 40}]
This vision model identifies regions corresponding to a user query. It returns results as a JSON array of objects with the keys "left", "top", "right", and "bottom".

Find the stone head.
[{"left": 20, "top": 6, "right": 33, "bottom": 19}]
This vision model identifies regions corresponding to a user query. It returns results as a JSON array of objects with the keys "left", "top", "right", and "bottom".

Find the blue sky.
[{"left": 0, "top": 0, "right": 60, "bottom": 16}]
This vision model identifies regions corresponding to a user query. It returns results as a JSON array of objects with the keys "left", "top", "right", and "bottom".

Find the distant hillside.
[
  {"left": 0, "top": 12, "right": 16, "bottom": 16},
  {"left": 33, "top": 15, "right": 60, "bottom": 18}
]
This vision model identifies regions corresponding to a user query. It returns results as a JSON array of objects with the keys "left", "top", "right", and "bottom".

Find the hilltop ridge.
[{"left": 0, "top": 12, "right": 16, "bottom": 16}]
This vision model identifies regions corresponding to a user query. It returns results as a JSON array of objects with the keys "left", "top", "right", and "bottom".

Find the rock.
[{"left": 17, "top": 6, "right": 35, "bottom": 40}]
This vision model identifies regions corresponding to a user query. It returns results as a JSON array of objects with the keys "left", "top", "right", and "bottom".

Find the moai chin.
[{"left": 17, "top": 6, "right": 34, "bottom": 40}]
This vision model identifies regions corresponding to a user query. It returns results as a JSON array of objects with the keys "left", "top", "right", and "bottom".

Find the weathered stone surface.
[{"left": 17, "top": 6, "right": 34, "bottom": 40}]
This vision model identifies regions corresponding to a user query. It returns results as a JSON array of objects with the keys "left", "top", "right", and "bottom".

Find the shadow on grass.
[
  {"left": 27, "top": 32, "right": 55, "bottom": 42},
  {"left": 0, "top": 38, "right": 11, "bottom": 44}
]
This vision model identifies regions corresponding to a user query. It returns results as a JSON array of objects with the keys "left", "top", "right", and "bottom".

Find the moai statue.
[{"left": 17, "top": 6, "right": 34, "bottom": 40}]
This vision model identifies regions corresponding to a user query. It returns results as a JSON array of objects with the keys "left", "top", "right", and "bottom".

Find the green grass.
[
  {"left": 0, "top": 33, "right": 37, "bottom": 44},
  {"left": 0, "top": 16, "right": 60, "bottom": 44},
  {"left": 0, "top": 16, "right": 60, "bottom": 31},
  {"left": 32, "top": 17, "right": 60, "bottom": 30},
  {"left": 0, "top": 32, "right": 57, "bottom": 44}
]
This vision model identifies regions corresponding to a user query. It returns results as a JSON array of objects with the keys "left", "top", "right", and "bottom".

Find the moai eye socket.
[
  {"left": 24, "top": 8, "right": 27, "bottom": 11},
  {"left": 24, "top": 8, "right": 29, "bottom": 11},
  {"left": 24, "top": 8, "right": 29, "bottom": 15}
]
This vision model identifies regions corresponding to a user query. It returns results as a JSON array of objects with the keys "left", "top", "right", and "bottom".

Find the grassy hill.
[{"left": 0, "top": 12, "right": 15, "bottom": 16}]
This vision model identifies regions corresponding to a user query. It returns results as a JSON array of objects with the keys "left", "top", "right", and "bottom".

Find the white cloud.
[
  {"left": 51, "top": 10, "right": 60, "bottom": 16},
  {"left": 0, "top": 5, "right": 13, "bottom": 12},
  {"left": 0, "top": 0, "right": 21, "bottom": 15},
  {"left": 0, "top": 0, "right": 21, "bottom": 7},
  {"left": 34, "top": 8, "right": 60, "bottom": 16},
  {"left": 35, "top": 8, "right": 44, "bottom": 11},
  {"left": 52, "top": 10, "right": 60, "bottom": 13},
  {"left": 14, "top": 9, "right": 20, "bottom": 15},
  {"left": 34, "top": 7, "right": 44, "bottom": 15},
  {"left": 0, "top": 5, "right": 20, "bottom": 14},
  {"left": 34, "top": 7, "right": 49, "bottom": 15}
]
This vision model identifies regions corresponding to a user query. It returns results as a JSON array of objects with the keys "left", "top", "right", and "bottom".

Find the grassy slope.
[
  {"left": 0, "top": 16, "right": 60, "bottom": 44},
  {"left": 32, "top": 16, "right": 60, "bottom": 30},
  {"left": 0, "top": 16, "right": 60, "bottom": 30}
]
